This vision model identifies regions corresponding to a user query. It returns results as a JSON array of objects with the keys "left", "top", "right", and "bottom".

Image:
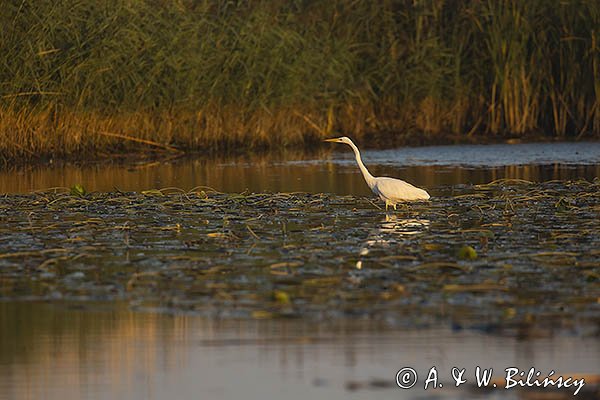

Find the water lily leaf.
[
  {"left": 273, "top": 290, "right": 291, "bottom": 304},
  {"left": 70, "top": 184, "right": 87, "bottom": 198},
  {"left": 457, "top": 245, "right": 477, "bottom": 260}
]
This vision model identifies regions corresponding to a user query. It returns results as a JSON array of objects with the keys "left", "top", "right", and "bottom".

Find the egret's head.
[{"left": 324, "top": 136, "right": 353, "bottom": 145}]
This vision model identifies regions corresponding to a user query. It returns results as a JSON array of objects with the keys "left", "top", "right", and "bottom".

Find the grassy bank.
[{"left": 1, "top": 0, "right": 599, "bottom": 162}]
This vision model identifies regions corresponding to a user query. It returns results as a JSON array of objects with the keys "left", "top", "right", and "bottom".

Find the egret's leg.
[
  {"left": 385, "top": 201, "right": 389, "bottom": 211},
  {"left": 392, "top": 203, "right": 397, "bottom": 211}
]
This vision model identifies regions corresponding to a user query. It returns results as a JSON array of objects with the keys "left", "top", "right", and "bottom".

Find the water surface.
[
  {"left": 1, "top": 142, "right": 598, "bottom": 400},
  {"left": 1, "top": 302, "right": 598, "bottom": 400},
  {"left": 1, "top": 142, "right": 599, "bottom": 194}
]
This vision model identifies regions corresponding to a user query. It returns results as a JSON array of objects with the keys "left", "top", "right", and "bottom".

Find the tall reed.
[{"left": 0, "top": 0, "right": 598, "bottom": 162}]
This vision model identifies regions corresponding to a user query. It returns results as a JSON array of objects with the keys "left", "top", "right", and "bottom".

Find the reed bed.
[{"left": 1, "top": 0, "right": 598, "bottom": 161}]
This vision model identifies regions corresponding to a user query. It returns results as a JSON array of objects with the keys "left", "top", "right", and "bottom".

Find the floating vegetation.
[
  {"left": 69, "top": 184, "right": 87, "bottom": 198},
  {"left": 456, "top": 245, "right": 478, "bottom": 260},
  {"left": 0, "top": 180, "right": 599, "bottom": 331}
]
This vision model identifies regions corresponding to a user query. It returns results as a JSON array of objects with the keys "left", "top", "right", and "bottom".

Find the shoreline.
[{"left": 2, "top": 128, "right": 596, "bottom": 170}]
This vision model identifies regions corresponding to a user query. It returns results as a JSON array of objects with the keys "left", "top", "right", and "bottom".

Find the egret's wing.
[{"left": 374, "top": 177, "right": 430, "bottom": 201}]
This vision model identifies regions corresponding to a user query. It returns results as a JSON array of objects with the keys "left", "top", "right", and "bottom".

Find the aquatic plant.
[{"left": 0, "top": 180, "right": 598, "bottom": 326}]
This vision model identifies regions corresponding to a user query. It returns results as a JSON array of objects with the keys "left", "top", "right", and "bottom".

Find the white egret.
[{"left": 325, "top": 137, "right": 430, "bottom": 210}]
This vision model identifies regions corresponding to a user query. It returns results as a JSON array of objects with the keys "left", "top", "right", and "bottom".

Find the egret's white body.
[{"left": 325, "top": 137, "right": 430, "bottom": 209}]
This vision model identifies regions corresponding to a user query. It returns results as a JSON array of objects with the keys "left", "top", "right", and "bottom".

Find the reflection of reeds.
[
  {"left": 0, "top": 302, "right": 187, "bottom": 399},
  {"left": 1, "top": 156, "right": 599, "bottom": 194},
  {"left": 1, "top": 1, "right": 598, "bottom": 161}
]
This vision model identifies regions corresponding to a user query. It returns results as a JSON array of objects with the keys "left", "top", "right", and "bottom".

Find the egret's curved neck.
[{"left": 346, "top": 141, "right": 375, "bottom": 188}]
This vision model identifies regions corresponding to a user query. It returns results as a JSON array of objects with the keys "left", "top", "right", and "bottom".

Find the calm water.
[
  {"left": 1, "top": 142, "right": 599, "bottom": 194},
  {"left": 1, "top": 142, "right": 599, "bottom": 399},
  {"left": 0, "top": 302, "right": 598, "bottom": 400}
]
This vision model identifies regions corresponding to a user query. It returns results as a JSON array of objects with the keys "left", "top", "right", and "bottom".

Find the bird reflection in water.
[
  {"left": 380, "top": 214, "right": 430, "bottom": 235},
  {"left": 355, "top": 214, "right": 430, "bottom": 269}
]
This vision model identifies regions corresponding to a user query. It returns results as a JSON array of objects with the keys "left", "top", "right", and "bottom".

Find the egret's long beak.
[{"left": 324, "top": 138, "right": 342, "bottom": 143}]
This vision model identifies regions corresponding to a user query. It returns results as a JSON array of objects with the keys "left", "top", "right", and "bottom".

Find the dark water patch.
[
  {"left": 1, "top": 180, "right": 598, "bottom": 332},
  {"left": 356, "top": 142, "right": 600, "bottom": 167}
]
